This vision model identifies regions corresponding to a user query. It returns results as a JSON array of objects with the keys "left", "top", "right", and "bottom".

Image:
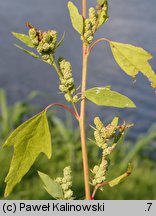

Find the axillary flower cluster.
[
  {"left": 28, "top": 25, "right": 57, "bottom": 63},
  {"left": 55, "top": 166, "right": 74, "bottom": 200},
  {"left": 82, "top": 0, "right": 108, "bottom": 44},
  {"left": 91, "top": 116, "right": 132, "bottom": 186},
  {"left": 59, "top": 59, "right": 78, "bottom": 103},
  {"left": 28, "top": 24, "right": 78, "bottom": 103}
]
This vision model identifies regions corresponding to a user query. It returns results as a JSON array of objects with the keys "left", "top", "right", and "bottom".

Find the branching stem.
[
  {"left": 89, "top": 37, "right": 112, "bottom": 53},
  {"left": 45, "top": 103, "right": 79, "bottom": 121},
  {"left": 91, "top": 169, "right": 132, "bottom": 200}
]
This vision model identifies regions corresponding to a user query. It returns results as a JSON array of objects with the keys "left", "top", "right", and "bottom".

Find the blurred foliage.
[{"left": 0, "top": 89, "right": 156, "bottom": 200}]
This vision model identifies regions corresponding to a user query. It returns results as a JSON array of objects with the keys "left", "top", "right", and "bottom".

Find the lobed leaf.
[
  {"left": 12, "top": 32, "right": 34, "bottom": 48},
  {"left": 14, "top": 44, "right": 40, "bottom": 59},
  {"left": 68, "top": 2, "right": 83, "bottom": 35},
  {"left": 85, "top": 86, "right": 136, "bottom": 108},
  {"left": 38, "top": 171, "right": 63, "bottom": 199},
  {"left": 3, "top": 110, "right": 52, "bottom": 197},
  {"left": 109, "top": 41, "right": 156, "bottom": 88},
  {"left": 108, "top": 164, "right": 133, "bottom": 187}
]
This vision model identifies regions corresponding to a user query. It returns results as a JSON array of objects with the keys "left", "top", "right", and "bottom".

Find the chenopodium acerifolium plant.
[{"left": 2, "top": 0, "right": 156, "bottom": 199}]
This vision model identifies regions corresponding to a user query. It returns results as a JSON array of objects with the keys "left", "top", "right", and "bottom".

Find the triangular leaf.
[
  {"left": 14, "top": 44, "right": 40, "bottom": 59},
  {"left": 109, "top": 41, "right": 156, "bottom": 88},
  {"left": 3, "top": 110, "right": 52, "bottom": 197},
  {"left": 38, "top": 171, "right": 63, "bottom": 199},
  {"left": 85, "top": 86, "right": 136, "bottom": 108},
  {"left": 108, "top": 164, "right": 133, "bottom": 187},
  {"left": 68, "top": 2, "right": 83, "bottom": 35},
  {"left": 12, "top": 32, "right": 34, "bottom": 48}
]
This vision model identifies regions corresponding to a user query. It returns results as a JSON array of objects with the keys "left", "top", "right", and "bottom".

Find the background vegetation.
[{"left": 0, "top": 89, "right": 156, "bottom": 200}]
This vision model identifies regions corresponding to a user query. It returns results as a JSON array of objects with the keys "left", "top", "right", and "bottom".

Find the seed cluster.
[
  {"left": 28, "top": 28, "right": 57, "bottom": 62},
  {"left": 55, "top": 166, "right": 74, "bottom": 200},
  {"left": 59, "top": 59, "right": 78, "bottom": 103}
]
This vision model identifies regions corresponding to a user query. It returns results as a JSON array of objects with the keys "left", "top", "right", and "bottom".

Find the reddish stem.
[
  {"left": 89, "top": 37, "right": 112, "bottom": 53},
  {"left": 45, "top": 103, "right": 80, "bottom": 121}
]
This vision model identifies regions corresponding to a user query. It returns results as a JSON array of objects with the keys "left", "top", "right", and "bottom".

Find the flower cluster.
[
  {"left": 59, "top": 59, "right": 78, "bottom": 103},
  {"left": 91, "top": 158, "right": 108, "bottom": 186},
  {"left": 94, "top": 117, "right": 116, "bottom": 151},
  {"left": 55, "top": 166, "right": 74, "bottom": 200},
  {"left": 82, "top": 0, "right": 108, "bottom": 44},
  {"left": 82, "top": 8, "right": 97, "bottom": 44},
  {"left": 91, "top": 116, "right": 133, "bottom": 186},
  {"left": 28, "top": 28, "right": 57, "bottom": 62}
]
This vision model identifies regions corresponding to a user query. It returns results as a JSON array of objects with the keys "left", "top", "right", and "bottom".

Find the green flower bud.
[
  {"left": 32, "top": 37, "right": 39, "bottom": 46},
  {"left": 42, "top": 54, "right": 49, "bottom": 61},
  {"left": 104, "top": 147, "right": 113, "bottom": 155},
  {"left": 60, "top": 78, "right": 67, "bottom": 85},
  {"left": 95, "top": 170, "right": 105, "bottom": 178},
  {"left": 89, "top": 7, "right": 96, "bottom": 19},
  {"left": 59, "top": 84, "right": 68, "bottom": 93},
  {"left": 73, "top": 95, "right": 78, "bottom": 103},
  {"left": 64, "top": 176, "right": 72, "bottom": 183},
  {"left": 66, "top": 181, "right": 72, "bottom": 187},
  {"left": 90, "top": 17, "right": 97, "bottom": 27},
  {"left": 85, "top": 19, "right": 92, "bottom": 31},
  {"left": 66, "top": 78, "right": 74, "bottom": 85},
  {"left": 94, "top": 117, "right": 104, "bottom": 130},
  {"left": 87, "top": 36, "right": 93, "bottom": 43},
  {"left": 49, "top": 43, "right": 55, "bottom": 51},
  {"left": 43, "top": 43, "right": 50, "bottom": 52},
  {"left": 64, "top": 189, "right": 73, "bottom": 199},
  {"left": 92, "top": 165, "right": 99, "bottom": 174},
  {"left": 44, "top": 33, "right": 52, "bottom": 43},
  {"left": 92, "top": 179, "right": 97, "bottom": 186},
  {"left": 37, "top": 45, "right": 43, "bottom": 53},
  {"left": 29, "top": 28, "right": 37, "bottom": 39},
  {"left": 64, "top": 166, "right": 72, "bottom": 176},
  {"left": 62, "top": 183, "right": 69, "bottom": 191},
  {"left": 55, "top": 177, "right": 62, "bottom": 184},
  {"left": 96, "top": 177, "right": 105, "bottom": 184},
  {"left": 62, "top": 178, "right": 67, "bottom": 184},
  {"left": 70, "top": 88, "right": 76, "bottom": 95},
  {"left": 64, "top": 94, "right": 71, "bottom": 102}
]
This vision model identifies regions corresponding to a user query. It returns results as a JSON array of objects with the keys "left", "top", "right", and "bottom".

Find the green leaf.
[
  {"left": 111, "top": 116, "right": 119, "bottom": 126},
  {"left": 55, "top": 32, "right": 65, "bottom": 48},
  {"left": 3, "top": 110, "right": 52, "bottom": 197},
  {"left": 14, "top": 44, "right": 40, "bottom": 59},
  {"left": 109, "top": 41, "right": 156, "bottom": 88},
  {"left": 12, "top": 32, "right": 34, "bottom": 48},
  {"left": 85, "top": 86, "right": 136, "bottom": 108},
  {"left": 97, "top": 1, "right": 108, "bottom": 28},
  {"left": 98, "top": 0, "right": 106, "bottom": 6},
  {"left": 68, "top": 1, "right": 83, "bottom": 34},
  {"left": 108, "top": 164, "right": 133, "bottom": 187},
  {"left": 38, "top": 171, "right": 63, "bottom": 199}
]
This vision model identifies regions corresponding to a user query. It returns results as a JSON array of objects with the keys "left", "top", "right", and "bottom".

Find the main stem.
[{"left": 79, "top": 0, "right": 91, "bottom": 200}]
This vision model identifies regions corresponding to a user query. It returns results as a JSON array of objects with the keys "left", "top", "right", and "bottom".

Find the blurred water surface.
[{"left": 0, "top": 0, "right": 156, "bottom": 139}]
